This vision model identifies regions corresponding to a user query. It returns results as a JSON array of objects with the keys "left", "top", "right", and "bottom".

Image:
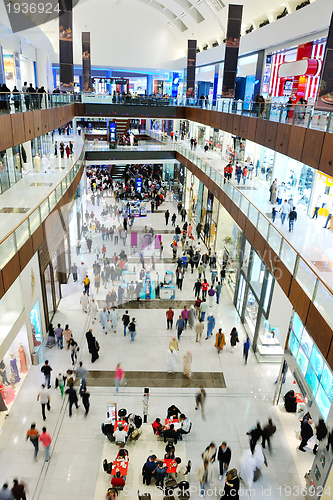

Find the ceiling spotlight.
[
  {"left": 180, "top": 11, "right": 185, "bottom": 16},
  {"left": 167, "top": 21, "right": 172, "bottom": 26}
]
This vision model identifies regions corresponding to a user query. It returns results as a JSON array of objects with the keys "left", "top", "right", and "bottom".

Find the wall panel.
[
  {"left": 0, "top": 115, "right": 14, "bottom": 151},
  {"left": 287, "top": 126, "right": 306, "bottom": 162},
  {"left": 319, "top": 133, "right": 333, "bottom": 177},
  {"left": 275, "top": 123, "right": 291, "bottom": 155},
  {"left": 301, "top": 129, "right": 324, "bottom": 168},
  {"left": 23, "top": 111, "right": 35, "bottom": 140},
  {"left": 10, "top": 113, "right": 25, "bottom": 146}
]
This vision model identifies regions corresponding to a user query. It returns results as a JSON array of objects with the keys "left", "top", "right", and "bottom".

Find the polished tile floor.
[{"left": 0, "top": 188, "right": 316, "bottom": 499}]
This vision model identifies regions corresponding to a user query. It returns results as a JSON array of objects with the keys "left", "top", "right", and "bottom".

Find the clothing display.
[
  {"left": 0, "top": 382, "right": 15, "bottom": 404},
  {"left": 18, "top": 345, "right": 28, "bottom": 373},
  {"left": 0, "top": 390, "right": 8, "bottom": 412},
  {"left": 10, "top": 356, "right": 21, "bottom": 384},
  {"left": 0, "top": 360, "right": 9, "bottom": 385}
]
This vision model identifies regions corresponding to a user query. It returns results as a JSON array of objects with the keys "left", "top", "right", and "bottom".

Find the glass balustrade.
[{"left": 295, "top": 258, "right": 318, "bottom": 299}]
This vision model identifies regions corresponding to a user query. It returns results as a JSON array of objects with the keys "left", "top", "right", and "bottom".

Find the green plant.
[
  {"left": 21, "top": 145, "right": 27, "bottom": 164},
  {"left": 224, "top": 236, "right": 233, "bottom": 245}
]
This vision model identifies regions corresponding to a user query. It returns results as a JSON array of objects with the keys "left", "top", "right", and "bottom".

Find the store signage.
[
  {"left": 82, "top": 32, "right": 92, "bottom": 93},
  {"left": 136, "top": 176, "right": 143, "bottom": 193},
  {"left": 315, "top": 12, "right": 333, "bottom": 111},
  {"left": 109, "top": 121, "right": 116, "bottom": 143},
  {"left": 186, "top": 40, "right": 197, "bottom": 98},
  {"left": 212, "top": 64, "right": 219, "bottom": 106},
  {"left": 278, "top": 59, "right": 319, "bottom": 78},
  {"left": 221, "top": 4, "right": 243, "bottom": 98},
  {"left": 59, "top": 0, "right": 74, "bottom": 92},
  {"left": 92, "top": 78, "right": 127, "bottom": 85},
  {"left": 319, "top": 172, "right": 333, "bottom": 185}
]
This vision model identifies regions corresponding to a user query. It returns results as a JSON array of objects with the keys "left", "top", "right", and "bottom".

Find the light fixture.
[
  {"left": 180, "top": 11, "right": 185, "bottom": 16},
  {"left": 167, "top": 22, "right": 172, "bottom": 26}
]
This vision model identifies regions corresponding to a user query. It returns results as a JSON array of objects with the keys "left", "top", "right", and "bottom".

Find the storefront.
[
  {"left": 184, "top": 171, "right": 200, "bottom": 223},
  {"left": 198, "top": 187, "right": 218, "bottom": 250},
  {"left": 310, "top": 171, "right": 333, "bottom": 221},
  {"left": 243, "top": 141, "right": 275, "bottom": 183},
  {"left": 234, "top": 235, "right": 289, "bottom": 362}
]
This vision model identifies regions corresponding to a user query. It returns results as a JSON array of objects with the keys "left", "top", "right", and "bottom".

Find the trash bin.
[{"left": 31, "top": 352, "right": 39, "bottom": 366}]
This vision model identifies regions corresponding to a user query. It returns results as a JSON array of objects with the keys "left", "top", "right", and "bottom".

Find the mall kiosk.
[{"left": 122, "top": 200, "right": 147, "bottom": 218}]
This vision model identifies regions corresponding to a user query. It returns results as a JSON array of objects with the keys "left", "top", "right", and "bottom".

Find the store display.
[
  {"left": 18, "top": 344, "right": 28, "bottom": 373},
  {"left": 0, "top": 382, "right": 15, "bottom": 404},
  {"left": 10, "top": 354, "right": 20, "bottom": 384},
  {"left": 0, "top": 391, "right": 8, "bottom": 412},
  {"left": 0, "top": 360, "right": 9, "bottom": 385}
]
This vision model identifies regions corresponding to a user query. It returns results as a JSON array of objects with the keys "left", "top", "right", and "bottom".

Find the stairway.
[
  {"left": 114, "top": 118, "right": 131, "bottom": 140},
  {"left": 110, "top": 164, "right": 127, "bottom": 181}
]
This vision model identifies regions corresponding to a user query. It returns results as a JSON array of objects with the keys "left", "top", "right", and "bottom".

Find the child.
[
  {"left": 272, "top": 207, "right": 277, "bottom": 223},
  {"left": 56, "top": 372, "right": 65, "bottom": 397}
]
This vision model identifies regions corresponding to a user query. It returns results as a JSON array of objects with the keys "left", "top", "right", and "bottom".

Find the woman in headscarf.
[
  {"left": 45, "top": 323, "right": 55, "bottom": 348},
  {"left": 215, "top": 328, "right": 226, "bottom": 354},
  {"left": 85, "top": 329, "right": 99, "bottom": 363},
  {"left": 183, "top": 350, "right": 192, "bottom": 379}
]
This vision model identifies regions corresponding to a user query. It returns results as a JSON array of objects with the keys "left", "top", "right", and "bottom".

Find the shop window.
[
  {"left": 244, "top": 288, "right": 259, "bottom": 338},
  {"left": 236, "top": 274, "right": 246, "bottom": 315},
  {"left": 30, "top": 299, "right": 43, "bottom": 350},
  {"left": 256, "top": 315, "right": 284, "bottom": 360},
  {"left": 249, "top": 251, "right": 265, "bottom": 299},
  {"left": 242, "top": 240, "right": 251, "bottom": 275},
  {"left": 263, "top": 273, "right": 273, "bottom": 312},
  {"left": 44, "top": 265, "right": 54, "bottom": 321}
]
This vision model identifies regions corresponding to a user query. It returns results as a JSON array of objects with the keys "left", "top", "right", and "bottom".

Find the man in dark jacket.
[
  {"left": 217, "top": 442, "right": 231, "bottom": 479},
  {"left": 261, "top": 418, "right": 276, "bottom": 451},
  {"left": 246, "top": 422, "right": 262, "bottom": 454},
  {"left": 299, "top": 418, "right": 314, "bottom": 452},
  {"left": 65, "top": 383, "right": 79, "bottom": 417},
  {"left": 163, "top": 424, "right": 178, "bottom": 444},
  {"left": 122, "top": 310, "right": 130, "bottom": 336},
  {"left": 289, "top": 207, "right": 297, "bottom": 232}
]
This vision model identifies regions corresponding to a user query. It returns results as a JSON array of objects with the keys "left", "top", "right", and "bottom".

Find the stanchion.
[{"left": 143, "top": 387, "right": 149, "bottom": 423}]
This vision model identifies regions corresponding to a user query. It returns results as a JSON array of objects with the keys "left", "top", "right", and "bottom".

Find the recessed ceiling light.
[
  {"left": 180, "top": 11, "right": 185, "bottom": 16},
  {"left": 167, "top": 21, "right": 172, "bottom": 26}
]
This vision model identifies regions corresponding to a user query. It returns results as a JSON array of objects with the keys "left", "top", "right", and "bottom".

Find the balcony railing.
[
  {"left": 0, "top": 145, "right": 85, "bottom": 270},
  {"left": 147, "top": 129, "right": 333, "bottom": 331},
  {"left": 81, "top": 94, "right": 333, "bottom": 134},
  {"left": 0, "top": 92, "right": 76, "bottom": 114}
]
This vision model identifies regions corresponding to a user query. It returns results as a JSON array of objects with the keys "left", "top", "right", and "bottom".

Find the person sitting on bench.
[
  {"left": 111, "top": 471, "right": 126, "bottom": 488},
  {"left": 177, "top": 414, "right": 191, "bottom": 440},
  {"left": 164, "top": 423, "right": 178, "bottom": 443}
]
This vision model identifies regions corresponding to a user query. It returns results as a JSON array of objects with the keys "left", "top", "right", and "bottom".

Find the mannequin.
[
  {"left": 0, "top": 381, "right": 15, "bottom": 404},
  {"left": 31, "top": 323, "right": 41, "bottom": 347},
  {"left": 18, "top": 344, "right": 28, "bottom": 373},
  {"left": 34, "top": 153, "right": 41, "bottom": 173},
  {"left": 41, "top": 154, "right": 49, "bottom": 172},
  {"left": 0, "top": 360, "right": 9, "bottom": 385},
  {"left": 15, "top": 153, "right": 21, "bottom": 172},
  {"left": 9, "top": 354, "right": 21, "bottom": 384},
  {"left": 0, "top": 387, "right": 8, "bottom": 412}
]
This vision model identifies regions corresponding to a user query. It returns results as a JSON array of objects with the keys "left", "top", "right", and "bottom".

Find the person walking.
[
  {"left": 68, "top": 338, "right": 78, "bottom": 366},
  {"left": 71, "top": 262, "right": 78, "bottom": 282},
  {"left": 41, "top": 360, "right": 52, "bottom": 388},
  {"left": 261, "top": 418, "right": 276, "bottom": 452},
  {"left": 26, "top": 423, "right": 39, "bottom": 460},
  {"left": 324, "top": 204, "right": 332, "bottom": 229},
  {"left": 243, "top": 336, "right": 250, "bottom": 364},
  {"left": 197, "top": 460, "right": 213, "bottom": 497},
  {"left": 55, "top": 323, "right": 63, "bottom": 349},
  {"left": 80, "top": 291, "right": 89, "bottom": 313},
  {"left": 230, "top": 327, "right": 239, "bottom": 352},
  {"left": 215, "top": 329, "right": 226, "bottom": 353},
  {"left": 195, "top": 319, "right": 205, "bottom": 343},
  {"left": 85, "top": 329, "right": 99, "bottom": 363},
  {"left": 128, "top": 318, "right": 136, "bottom": 341},
  {"left": 195, "top": 387, "right": 206, "bottom": 419},
  {"left": 215, "top": 282, "right": 222, "bottom": 304},
  {"left": 193, "top": 279, "right": 202, "bottom": 299},
  {"left": 206, "top": 314, "right": 215, "bottom": 340},
  {"left": 176, "top": 315, "right": 185, "bottom": 340},
  {"left": 166, "top": 307, "right": 174, "bottom": 329},
  {"left": 0, "top": 484, "right": 14, "bottom": 500},
  {"left": 81, "top": 386, "right": 90, "bottom": 416},
  {"left": 83, "top": 275, "right": 90, "bottom": 295},
  {"left": 94, "top": 273, "right": 101, "bottom": 294},
  {"left": 182, "top": 306, "right": 189, "bottom": 328},
  {"left": 39, "top": 427, "right": 52, "bottom": 462},
  {"left": 99, "top": 307, "right": 109, "bottom": 334},
  {"left": 280, "top": 199, "right": 290, "bottom": 224},
  {"left": 288, "top": 207, "right": 297, "bottom": 232},
  {"left": 11, "top": 479, "right": 27, "bottom": 500},
  {"left": 109, "top": 306, "right": 119, "bottom": 333},
  {"left": 167, "top": 347, "right": 177, "bottom": 375},
  {"left": 114, "top": 363, "right": 127, "bottom": 393},
  {"left": 122, "top": 310, "right": 130, "bottom": 336},
  {"left": 208, "top": 285, "right": 215, "bottom": 307},
  {"left": 218, "top": 442, "right": 231, "bottom": 480},
  {"left": 312, "top": 195, "right": 321, "bottom": 219},
  {"left": 164, "top": 210, "right": 170, "bottom": 225},
  {"left": 75, "top": 362, "right": 89, "bottom": 394},
  {"left": 299, "top": 418, "right": 314, "bottom": 452},
  {"left": 200, "top": 299, "right": 208, "bottom": 321},
  {"left": 183, "top": 350, "right": 192, "bottom": 379},
  {"left": 90, "top": 298, "right": 98, "bottom": 324},
  {"left": 246, "top": 422, "right": 262, "bottom": 454},
  {"left": 37, "top": 384, "right": 51, "bottom": 421},
  {"left": 65, "top": 383, "right": 80, "bottom": 417},
  {"left": 188, "top": 305, "right": 196, "bottom": 329},
  {"left": 201, "top": 279, "right": 209, "bottom": 300},
  {"left": 171, "top": 213, "right": 177, "bottom": 227}
]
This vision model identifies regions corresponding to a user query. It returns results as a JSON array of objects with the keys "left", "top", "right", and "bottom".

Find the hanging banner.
[
  {"left": 315, "top": 13, "right": 333, "bottom": 111},
  {"left": 82, "top": 32, "right": 92, "bottom": 93},
  {"left": 221, "top": 4, "right": 243, "bottom": 98},
  {"left": 212, "top": 64, "right": 219, "bottom": 106},
  {"left": 186, "top": 40, "right": 197, "bottom": 98},
  {"left": 59, "top": 0, "right": 74, "bottom": 92}
]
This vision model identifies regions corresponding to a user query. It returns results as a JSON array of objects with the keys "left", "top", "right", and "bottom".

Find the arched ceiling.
[{"left": 39, "top": 0, "right": 319, "bottom": 70}]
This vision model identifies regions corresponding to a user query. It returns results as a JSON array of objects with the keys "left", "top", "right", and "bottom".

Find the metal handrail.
[{"left": 147, "top": 131, "right": 333, "bottom": 305}]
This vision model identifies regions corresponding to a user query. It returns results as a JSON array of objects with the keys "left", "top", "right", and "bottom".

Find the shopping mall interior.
[{"left": 1, "top": 0, "right": 333, "bottom": 499}]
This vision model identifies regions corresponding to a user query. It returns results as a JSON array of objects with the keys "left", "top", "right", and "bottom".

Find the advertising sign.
[
  {"left": 59, "top": 0, "right": 74, "bottom": 92},
  {"left": 221, "top": 4, "right": 243, "bottom": 98},
  {"left": 186, "top": 40, "right": 197, "bottom": 98},
  {"left": 82, "top": 32, "right": 92, "bottom": 93},
  {"left": 172, "top": 72, "right": 180, "bottom": 97},
  {"left": 212, "top": 64, "right": 219, "bottom": 106},
  {"left": 3, "top": 53, "right": 15, "bottom": 87},
  {"left": 30, "top": 299, "right": 43, "bottom": 348},
  {"left": 315, "top": 13, "right": 333, "bottom": 111},
  {"left": 136, "top": 176, "right": 143, "bottom": 193}
]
